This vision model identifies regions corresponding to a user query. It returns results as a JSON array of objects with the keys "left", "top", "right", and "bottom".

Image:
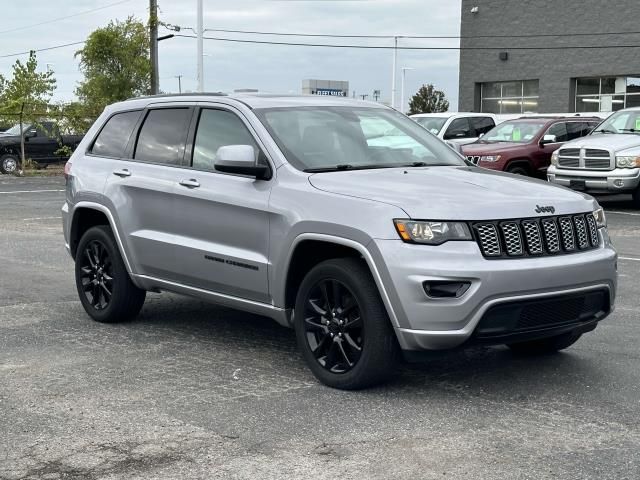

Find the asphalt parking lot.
[{"left": 1, "top": 176, "right": 640, "bottom": 479}]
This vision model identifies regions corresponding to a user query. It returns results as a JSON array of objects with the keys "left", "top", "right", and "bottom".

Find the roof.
[
  {"left": 410, "top": 112, "right": 495, "bottom": 118},
  {"left": 116, "top": 93, "right": 384, "bottom": 110}
]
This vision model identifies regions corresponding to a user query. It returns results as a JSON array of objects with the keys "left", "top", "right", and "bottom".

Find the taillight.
[{"left": 64, "top": 161, "right": 72, "bottom": 181}]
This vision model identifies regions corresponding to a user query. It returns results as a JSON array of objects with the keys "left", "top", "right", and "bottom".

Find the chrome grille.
[
  {"left": 501, "top": 222, "right": 523, "bottom": 256},
  {"left": 475, "top": 224, "right": 501, "bottom": 256},
  {"left": 585, "top": 214, "right": 599, "bottom": 246},
  {"left": 558, "top": 148, "right": 580, "bottom": 168},
  {"left": 472, "top": 213, "right": 598, "bottom": 259},
  {"left": 559, "top": 217, "right": 576, "bottom": 251},
  {"left": 584, "top": 149, "right": 611, "bottom": 169},
  {"left": 573, "top": 215, "right": 589, "bottom": 249},
  {"left": 522, "top": 220, "right": 543, "bottom": 254}
]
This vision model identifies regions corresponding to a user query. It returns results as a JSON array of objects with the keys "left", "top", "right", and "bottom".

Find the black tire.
[
  {"left": 507, "top": 164, "right": 529, "bottom": 176},
  {"left": 75, "top": 225, "right": 146, "bottom": 323},
  {"left": 294, "top": 258, "right": 399, "bottom": 390},
  {"left": 0, "top": 154, "right": 19, "bottom": 175},
  {"left": 507, "top": 331, "right": 582, "bottom": 355}
]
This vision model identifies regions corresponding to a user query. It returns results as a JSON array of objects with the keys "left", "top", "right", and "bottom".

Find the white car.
[{"left": 410, "top": 112, "right": 497, "bottom": 145}]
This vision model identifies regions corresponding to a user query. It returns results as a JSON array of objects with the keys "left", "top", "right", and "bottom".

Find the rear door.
[
  {"left": 169, "top": 105, "right": 272, "bottom": 303},
  {"left": 102, "top": 105, "right": 194, "bottom": 279}
]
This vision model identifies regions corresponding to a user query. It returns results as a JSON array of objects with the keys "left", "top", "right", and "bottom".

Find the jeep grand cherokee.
[{"left": 62, "top": 94, "right": 617, "bottom": 389}]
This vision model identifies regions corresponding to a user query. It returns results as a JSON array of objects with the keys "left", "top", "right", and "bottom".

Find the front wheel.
[
  {"left": 0, "top": 155, "right": 19, "bottom": 174},
  {"left": 294, "top": 258, "right": 399, "bottom": 390},
  {"left": 507, "top": 331, "right": 582, "bottom": 354},
  {"left": 75, "top": 225, "right": 146, "bottom": 323}
]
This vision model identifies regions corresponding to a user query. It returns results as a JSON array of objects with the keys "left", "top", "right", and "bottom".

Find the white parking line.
[
  {"left": 619, "top": 256, "right": 640, "bottom": 262},
  {"left": 606, "top": 210, "right": 640, "bottom": 216},
  {"left": 0, "top": 189, "right": 65, "bottom": 194},
  {"left": 22, "top": 216, "right": 62, "bottom": 221}
]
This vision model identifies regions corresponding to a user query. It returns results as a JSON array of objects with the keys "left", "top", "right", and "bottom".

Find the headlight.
[
  {"left": 593, "top": 208, "right": 606, "bottom": 228},
  {"left": 479, "top": 155, "right": 501, "bottom": 163},
  {"left": 394, "top": 220, "right": 472, "bottom": 245},
  {"left": 615, "top": 155, "right": 640, "bottom": 168},
  {"left": 551, "top": 151, "right": 559, "bottom": 166}
]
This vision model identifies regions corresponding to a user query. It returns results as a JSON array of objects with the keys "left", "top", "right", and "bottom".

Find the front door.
[{"left": 169, "top": 106, "right": 272, "bottom": 303}]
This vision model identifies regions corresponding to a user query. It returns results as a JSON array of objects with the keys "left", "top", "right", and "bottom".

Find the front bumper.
[
  {"left": 370, "top": 233, "right": 617, "bottom": 351},
  {"left": 547, "top": 166, "right": 640, "bottom": 193}
]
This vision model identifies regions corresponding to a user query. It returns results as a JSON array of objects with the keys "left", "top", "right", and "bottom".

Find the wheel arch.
[
  {"left": 282, "top": 234, "right": 401, "bottom": 329},
  {"left": 505, "top": 158, "right": 532, "bottom": 174},
  {"left": 70, "top": 202, "right": 133, "bottom": 273}
]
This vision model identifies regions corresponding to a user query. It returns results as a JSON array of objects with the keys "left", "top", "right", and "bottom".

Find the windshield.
[
  {"left": 3, "top": 124, "right": 31, "bottom": 135},
  {"left": 480, "top": 120, "right": 547, "bottom": 143},
  {"left": 413, "top": 117, "right": 447, "bottom": 135},
  {"left": 255, "top": 107, "right": 466, "bottom": 171},
  {"left": 591, "top": 110, "right": 640, "bottom": 135}
]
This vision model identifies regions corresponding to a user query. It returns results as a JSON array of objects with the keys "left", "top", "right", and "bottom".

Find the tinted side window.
[
  {"left": 192, "top": 109, "right": 261, "bottom": 171},
  {"left": 134, "top": 108, "right": 191, "bottom": 165},
  {"left": 471, "top": 117, "right": 495, "bottom": 136},
  {"left": 546, "top": 122, "right": 569, "bottom": 142},
  {"left": 566, "top": 122, "right": 594, "bottom": 141},
  {"left": 443, "top": 118, "right": 472, "bottom": 140},
  {"left": 92, "top": 111, "right": 141, "bottom": 158}
]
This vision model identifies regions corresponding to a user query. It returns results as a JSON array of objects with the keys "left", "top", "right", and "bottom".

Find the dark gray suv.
[{"left": 62, "top": 94, "right": 617, "bottom": 389}]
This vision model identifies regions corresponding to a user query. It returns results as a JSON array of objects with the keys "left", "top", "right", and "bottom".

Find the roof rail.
[{"left": 125, "top": 92, "right": 228, "bottom": 101}]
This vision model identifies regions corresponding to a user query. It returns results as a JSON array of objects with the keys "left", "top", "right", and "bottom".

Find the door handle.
[
  {"left": 112, "top": 168, "right": 131, "bottom": 178},
  {"left": 179, "top": 178, "right": 200, "bottom": 188}
]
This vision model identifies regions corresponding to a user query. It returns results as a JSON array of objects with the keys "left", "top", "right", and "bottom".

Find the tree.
[
  {"left": 75, "top": 17, "right": 150, "bottom": 114},
  {"left": 408, "top": 84, "right": 449, "bottom": 115},
  {"left": 0, "top": 51, "right": 56, "bottom": 172}
]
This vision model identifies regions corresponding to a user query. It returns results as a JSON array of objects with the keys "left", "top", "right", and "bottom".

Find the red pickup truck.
[{"left": 461, "top": 116, "right": 600, "bottom": 177}]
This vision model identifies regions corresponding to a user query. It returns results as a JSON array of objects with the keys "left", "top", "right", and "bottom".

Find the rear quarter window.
[{"left": 91, "top": 111, "right": 142, "bottom": 158}]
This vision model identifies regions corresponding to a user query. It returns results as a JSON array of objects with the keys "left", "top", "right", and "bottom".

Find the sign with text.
[{"left": 314, "top": 89, "right": 347, "bottom": 97}]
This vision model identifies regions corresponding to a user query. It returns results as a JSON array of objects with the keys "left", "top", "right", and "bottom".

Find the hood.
[
  {"left": 461, "top": 142, "right": 529, "bottom": 155},
  {"left": 0, "top": 134, "right": 18, "bottom": 144},
  {"left": 562, "top": 133, "right": 640, "bottom": 152},
  {"left": 308, "top": 166, "right": 596, "bottom": 220}
]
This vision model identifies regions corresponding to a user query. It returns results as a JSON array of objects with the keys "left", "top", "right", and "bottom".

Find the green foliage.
[
  {"left": 408, "top": 84, "right": 450, "bottom": 115},
  {"left": 0, "top": 51, "right": 56, "bottom": 172},
  {"left": 75, "top": 17, "right": 150, "bottom": 114}
]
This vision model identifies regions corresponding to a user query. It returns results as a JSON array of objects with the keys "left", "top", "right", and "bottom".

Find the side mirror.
[
  {"left": 214, "top": 145, "right": 270, "bottom": 180},
  {"left": 26, "top": 129, "right": 37, "bottom": 138},
  {"left": 540, "top": 134, "right": 557, "bottom": 145},
  {"left": 478, "top": 133, "right": 484, "bottom": 138}
]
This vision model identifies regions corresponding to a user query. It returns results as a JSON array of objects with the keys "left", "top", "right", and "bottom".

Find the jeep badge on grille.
[{"left": 535, "top": 205, "right": 555, "bottom": 214}]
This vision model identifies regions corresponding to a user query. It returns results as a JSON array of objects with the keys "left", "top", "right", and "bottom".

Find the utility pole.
[
  {"left": 149, "top": 0, "right": 159, "bottom": 95},
  {"left": 391, "top": 35, "right": 398, "bottom": 108},
  {"left": 175, "top": 75, "right": 183, "bottom": 93},
  {"left": 197, "top": 0, "right": 204, "bottom": 92}
]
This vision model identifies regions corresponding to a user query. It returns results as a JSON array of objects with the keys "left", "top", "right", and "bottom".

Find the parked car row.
[{"left": 0, "top": 121, "right": 84, "bottom": 174}]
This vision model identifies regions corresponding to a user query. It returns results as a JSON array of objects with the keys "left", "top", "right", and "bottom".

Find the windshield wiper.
[
  {"left": 304, "top": 164, "right": 354, "bottom": 173},
  {"left": 592, "top": 128, "right": 617, "bottom": 134},
  {"left": 619, "top": 129, "right": 640, "bottom": 133}
]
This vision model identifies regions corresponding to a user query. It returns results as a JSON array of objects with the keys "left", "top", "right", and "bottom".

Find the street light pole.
[
  {"left": 401, "top": 67, "right": 414, "bottom": 114},
  {"left": 196, "top": 0, "right": 204, "bottom": 92},
  {"left": 391, "top": 35, "right": 398, "bottom": 108},
  {"left": 175, "top": 75, "right": 183, "bottom": 93}
]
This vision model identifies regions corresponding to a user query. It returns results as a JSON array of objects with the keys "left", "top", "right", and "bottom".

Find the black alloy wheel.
[
  {"left": 79, "top": 240, "right": 114, "bottom": 310},
  {"left": 302, "top": 278, "right": 364, "bottom": 374}
]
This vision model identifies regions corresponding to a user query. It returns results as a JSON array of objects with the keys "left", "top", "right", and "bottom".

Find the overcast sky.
[{"left": 1, "top": 0, "right": 462, "bottom": 109}]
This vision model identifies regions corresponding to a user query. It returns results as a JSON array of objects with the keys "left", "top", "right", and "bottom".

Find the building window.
[
  {"left": 575, "top": 77, "right": 640, "bottom": 112},
  {"left": 480, "top": 80, "right": 539, "bottom": 114}
]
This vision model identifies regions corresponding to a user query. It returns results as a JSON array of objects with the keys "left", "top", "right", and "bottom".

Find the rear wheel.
[
  {"left": 507, "top": 331, "right": 582, "bottom": 354},
  {"left": 75, "top": 225, "right": 146, "bottom": 323},
  {"left": 0, "top": 154, "right": 19, "bottom": 174},
  {"left": 294, "top": 258, "right": 399, "bottom": 390}
]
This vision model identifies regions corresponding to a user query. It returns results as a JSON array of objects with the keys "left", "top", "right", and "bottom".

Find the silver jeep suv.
[{"left": 62, "top": 94, "right": 617, "bottom": 389}]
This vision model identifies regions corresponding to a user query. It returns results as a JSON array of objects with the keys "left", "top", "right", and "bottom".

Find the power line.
[
  {"left": 0, "top": 41, "right": 85, "bottom": 59},
  {"left": 172, "top": 26, "right": 640, "bottom": 40},
  {"left": 174, "top": 34, "right": 640, "bottom": 51},
  {"left": 0, "top": 0, "right": 133, "bottom": 36}
]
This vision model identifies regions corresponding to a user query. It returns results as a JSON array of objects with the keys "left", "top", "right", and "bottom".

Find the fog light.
[
  {"left": 423, "top": 281, "right": 471, "bottom": 299},
  {"left": 613, "top": 179, "right": 625, "bottom": 188}
]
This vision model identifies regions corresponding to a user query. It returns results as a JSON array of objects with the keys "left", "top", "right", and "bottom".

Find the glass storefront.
[
  {"left": 575, "top": 77, "right": 640, "bottom": 112},
  {"left": 480, "top": 80, "right": 539, "bottom": 114}
]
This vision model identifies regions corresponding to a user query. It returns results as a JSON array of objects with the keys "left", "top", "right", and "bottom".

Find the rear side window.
[
  {"left": 134, "top": 108, "right": 191, "bottom": 165},
  {"left": 192, "top": 109, "right": 261, "bottom": 171},
  {"left": 92, "top": 111, "right": 141, "bottom": 158},
  {"left": 566, "top": 122, "right": 594, "bottom": 141},
  {"left": 471, "top": 117, "right": 495, "bottom": 136},
  {"left": 443, "top": 118, "right": 472, "bottom": 140},
  {"left": 547, "top": 122, "right": 569, "bottom": 142}
]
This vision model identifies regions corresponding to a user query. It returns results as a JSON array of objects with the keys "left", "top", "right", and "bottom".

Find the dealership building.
[{"left": 458, "top": 0, "right": 640, "bottom": 114}]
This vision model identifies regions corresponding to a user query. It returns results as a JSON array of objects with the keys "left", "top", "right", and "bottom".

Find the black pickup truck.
[{"left": 0, "top": 121, "right": 84, "bottom": 174}]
